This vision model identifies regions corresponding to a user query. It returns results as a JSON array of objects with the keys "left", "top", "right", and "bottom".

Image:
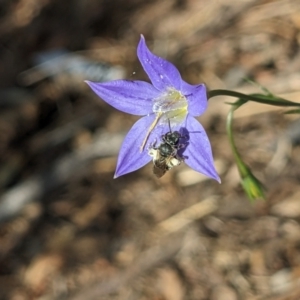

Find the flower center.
[{"left": 152, "top": 87, "right": 188, "bottom": 127}]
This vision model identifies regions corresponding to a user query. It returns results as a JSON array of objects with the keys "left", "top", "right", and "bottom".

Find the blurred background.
[{"left": 1, "top": 0, "right": 300, "bottom": 299}]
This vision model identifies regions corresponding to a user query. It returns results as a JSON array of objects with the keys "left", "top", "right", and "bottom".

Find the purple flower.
[{"left": 86, "top": 35, "right": 220, "bottom": 182}]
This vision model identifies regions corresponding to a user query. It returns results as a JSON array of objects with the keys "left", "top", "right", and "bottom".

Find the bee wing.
[{"left": 153, "top": 158, "right": 168, "bottom": 178}]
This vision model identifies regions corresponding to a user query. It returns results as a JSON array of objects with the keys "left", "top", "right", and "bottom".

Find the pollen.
[{"left": 153, "top": 87, "right": 188, "bottom": 126}]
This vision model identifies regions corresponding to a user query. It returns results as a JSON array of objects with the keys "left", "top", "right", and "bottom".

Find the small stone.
[
  {"left": 228, "top": 270, "right": 251, "bottom": 294},
  {"left": 271, "top": 193, "right": 300, "bottom": 218},
  {"left": 211, "top": 284, "right": 238, "bottom": 300},
  {"left": 279, "top": 220, "right": 300, "bottom": 240},
  {"left": 157, "top": 267, "right": 184, "bottom": 300},
  {"left": 250, "top": 249, "right": 267, "bottom": 276},
  {"left": 213, "top": 251, "right": 238, "bottom": 272},
  {"left": 202, "top": 216, "right": 224, "bottom": 237},
  {"left": 270, "top": 268, "right": 293, "bottom": 294}
]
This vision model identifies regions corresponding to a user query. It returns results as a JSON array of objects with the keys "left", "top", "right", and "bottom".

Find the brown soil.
[{"left": 1, "top": 1, "right": 300, "bottom": 299}]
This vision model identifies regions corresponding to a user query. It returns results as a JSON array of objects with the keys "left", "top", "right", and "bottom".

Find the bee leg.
[
  {"left": 167, "top": 156, "right": 181, "bottom": 170},
  {"left": 147, "top": 138, "right": 157, "bottom": 151},
  {"left": 148, "top": 148, "right": 159, "bottom": 162},
  {"left": 177, "top": 143, "right": 186, "bottom": 150},
  {"left": 177, "top": 154, "right": 187, "bottom": 161}
]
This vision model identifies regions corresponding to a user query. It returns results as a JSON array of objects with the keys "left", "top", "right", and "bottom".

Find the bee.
[{"left": 148, "top": 129, "right": 183, "bottom": 178}]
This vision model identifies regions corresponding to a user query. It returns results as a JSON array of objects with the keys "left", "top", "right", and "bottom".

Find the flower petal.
[
  {"left": 114, "top": 115, "right": 155, "bottom": 178},
  {"left": 86, "top": 80, "right": 160, "bottom": 116},
  {"left": 181, "top": 82, "right": 208, "bottom": 117},
  {"left": 181, "top": 115, "right": 220, "bottom": 182},
  {"left": 137, "top": 35, "right": 182, "bottom": 91}
]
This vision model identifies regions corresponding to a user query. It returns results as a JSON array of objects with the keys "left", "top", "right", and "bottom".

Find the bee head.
[{"left": 163, "top": 131, "right": 181, "bottom": 146}]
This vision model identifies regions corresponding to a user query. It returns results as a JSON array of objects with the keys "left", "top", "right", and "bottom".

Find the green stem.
[
  {"left": 226, "top": 106, "right": 247, "bottom": 176},
  {"left": 208, "top": 89, "right": 300, "bottom": 107}
]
